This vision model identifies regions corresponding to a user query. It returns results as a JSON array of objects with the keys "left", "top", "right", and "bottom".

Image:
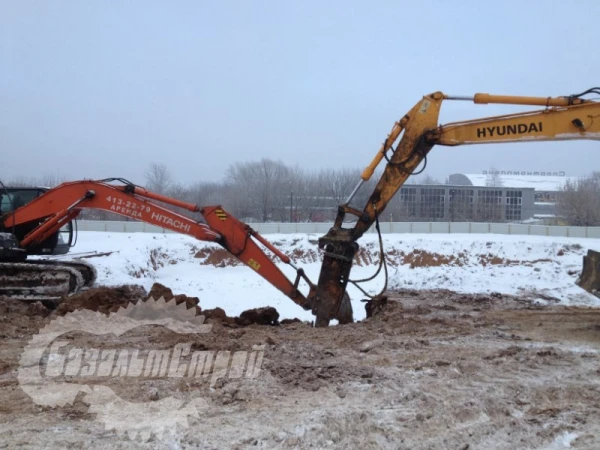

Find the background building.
[
  {"left": 390, "top": 184, "right": 534, "bottom": 222},
  {"left": 448, "top": 171, "right": 579, "bottom": 219}
]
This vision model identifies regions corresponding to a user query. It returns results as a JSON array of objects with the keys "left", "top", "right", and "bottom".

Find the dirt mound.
[
  {"left": 190, "top": 245, "right": 551, "bottom": 270},
  {"left": 401, "top": 249, "right": 468, "bottom": 268},
  {"left": 0, "top": 297, "right": 51, "bottom": 340},
  {"left": 50, "top": 283, "right": 290, "bottom": 327},
  {"left": 54, "top": 285, "right": 147, "bottom": 315},
  {"left": 147, "top": 282, "right": 201, "bottom": 311},
  {"left": 202, "top": 306, "right": 238, "bottom": 325},
  {"left": 0, "top": 297, "right": 50, "bottom": 318},
  {"left": 238, "top": 306, "right": 280, "bottom": 326},
  {"left": 194, "top": 248, "right": 241, "bottom": 267},
  {"left": 147, "top": 283, "right": 287, "bottom": 326}
]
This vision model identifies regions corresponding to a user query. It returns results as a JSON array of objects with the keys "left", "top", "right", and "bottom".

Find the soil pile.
[{"left": 1, "top": 286, "right": 599, "bottom": 449}]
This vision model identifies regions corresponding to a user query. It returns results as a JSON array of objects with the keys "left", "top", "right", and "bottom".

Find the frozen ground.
[
  {"left": 3, "top": 232, "right": 600, "bottom": 449},
  {"left": 1, "top": 289, "right": 599, "bottom": 449},
  {"left": 62, "top": 231, "right": 600, "bottom": 320}
]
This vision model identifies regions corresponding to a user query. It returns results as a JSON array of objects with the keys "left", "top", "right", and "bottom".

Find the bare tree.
[
  {"left": 300, "top": 172, "right": 330, "bottom": 222},
  {"left": 417, "top": 174, "right": 441, "bottom": 185},
  {"left": 486, "top": 166, "right": 504, "bottom": 187},
  {"left": 34, "top": 158, "right": 529, "bottom": 224},
  {"left": 327, "top": 168, "right": 359, "bottom": 205},
  {"left": 144, "top": 163, "right": 173, "bottom": 194},
  {"left": 187, "top": 181, "right": 224, "bottom": 207},
  {"left": 4, "top": 173, "right": 66, "bottom": 188},
  {"left": 40, "top": 172, "right": 67, "bottom": 188},
  {"left": 226, "top": 159, "right": 291, "bottom": 222},
  {"left": 4, "top": 176, "right": 32, "bottom": 187},
  {"left": 556, "top": 172, "right": 600, "bottom": 226},
  {"left": 288, "top": 167, "right": 311, "bottom": 222}
]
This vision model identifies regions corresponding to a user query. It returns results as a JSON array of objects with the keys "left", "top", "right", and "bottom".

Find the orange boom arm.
[{"left": 3, "top": 178, "right": 315, "bottom": 310}]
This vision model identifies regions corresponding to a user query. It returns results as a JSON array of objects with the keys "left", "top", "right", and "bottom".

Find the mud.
[
  {"left": 0, "top": 287, "right": 599, "bottom": 449},
  {"left": 54, "top": 285, "right": 148, "bottom": 315},
  {"left": 238, "top": 306, "right": 280, "bottom": 326}
]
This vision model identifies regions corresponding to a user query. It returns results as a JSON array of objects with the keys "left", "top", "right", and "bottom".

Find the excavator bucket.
[{"left": 577, "top": 250, "right": 600, "bottom": 297}]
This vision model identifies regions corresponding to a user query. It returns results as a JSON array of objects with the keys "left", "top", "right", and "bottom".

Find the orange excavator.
[
  {"left": 2, "top": 88, "right": 600, "bottom": 325},
  {"left": 0, "top": 179, "right": 330, "bottom": 315}
]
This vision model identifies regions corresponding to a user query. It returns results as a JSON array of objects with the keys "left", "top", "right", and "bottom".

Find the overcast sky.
[{"left": 1, "top": 1, "right": 599, "bottom": 186}]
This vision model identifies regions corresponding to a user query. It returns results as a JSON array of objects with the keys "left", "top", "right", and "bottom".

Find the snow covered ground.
[{"left": 65, "top": 231, "right": 600, "bottom": 321}]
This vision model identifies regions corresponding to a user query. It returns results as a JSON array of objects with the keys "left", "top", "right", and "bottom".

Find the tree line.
[
  {"left": 3, "top": 160, "right": 382, "bottom": 223},
  {"left": 555, "top": 172, "right": 600, "bottom": 226},
  {"left": 142, "top": 160, "right": 381, "bottom": 223},
  {"left": 3, "top": 162, "right": 599, "bottom": 226}
]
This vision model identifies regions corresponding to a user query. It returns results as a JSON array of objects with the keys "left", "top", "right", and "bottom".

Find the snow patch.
[
  {"left": 540, "top": 431, "right": 578, "bottom": 449},
  {"left": 65, "top": 232, "right": 600, "bottom": 321}
]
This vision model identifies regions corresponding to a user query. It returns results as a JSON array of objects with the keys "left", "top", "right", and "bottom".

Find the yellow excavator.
[{"left": 312, "top": 88, "right": 600, "bottom": 326}]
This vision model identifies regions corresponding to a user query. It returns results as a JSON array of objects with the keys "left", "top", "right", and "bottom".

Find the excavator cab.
[{"left": 0, "top": 187, "right": 73, "bottom": 258}]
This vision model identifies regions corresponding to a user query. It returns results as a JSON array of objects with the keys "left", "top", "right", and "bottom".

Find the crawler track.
[{"left": 0, "top": 260, "right": 97, "bottom": 302}]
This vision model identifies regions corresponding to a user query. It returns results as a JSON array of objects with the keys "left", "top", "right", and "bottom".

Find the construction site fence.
[{"left": 76, "top": 220, "right": 600, "bottom": 239}]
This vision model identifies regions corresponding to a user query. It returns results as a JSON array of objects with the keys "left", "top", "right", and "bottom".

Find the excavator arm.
[
  {"left": 2, "top": 178, "right": 317, "bottom": 311},
  {"left": 312, "top": 89, "right": 600, "bottom": 326}
]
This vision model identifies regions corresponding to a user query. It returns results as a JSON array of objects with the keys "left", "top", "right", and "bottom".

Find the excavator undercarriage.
[
  {"left": 0, "top": 224, "right": 97, "bottom": 302},
  {"left": 0, "top": 260, "right": 96, "bottom": 303}
]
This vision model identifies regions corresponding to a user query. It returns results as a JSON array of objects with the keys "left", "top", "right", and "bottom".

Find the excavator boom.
[
  {"left": 1, "top": 179, "right": 318, "bottom": 311},
  {"left": 312, "top": 89, "right": 600, "bottom": 326}
]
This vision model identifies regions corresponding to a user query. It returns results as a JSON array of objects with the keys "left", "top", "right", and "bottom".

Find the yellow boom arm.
[{"left": 311, "top": 89, "right": 600, "bottom": 326}]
